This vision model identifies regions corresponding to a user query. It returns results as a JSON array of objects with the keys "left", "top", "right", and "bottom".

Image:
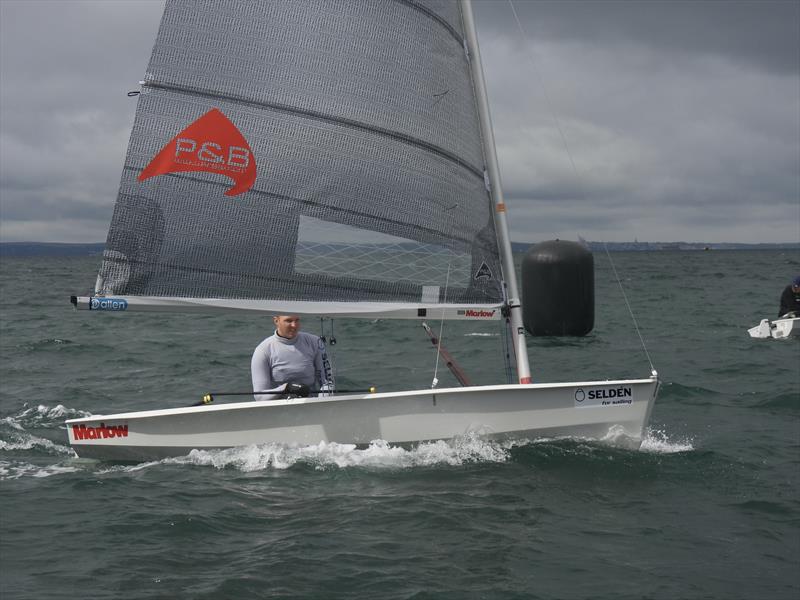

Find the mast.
[{"left": 461, "top": 0, "right": 532, "bottom": 384}]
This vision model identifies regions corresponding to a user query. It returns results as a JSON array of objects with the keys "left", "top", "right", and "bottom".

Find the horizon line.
[{"left": 2, "top": 240, "right": 799, "bottom": 247}]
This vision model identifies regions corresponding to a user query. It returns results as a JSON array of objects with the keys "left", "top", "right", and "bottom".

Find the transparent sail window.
[{"left": 295, "top": 216, "right": 470, "bottom": 294}]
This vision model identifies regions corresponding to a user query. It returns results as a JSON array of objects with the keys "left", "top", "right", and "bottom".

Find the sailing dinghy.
[
  {"left": 67, "top": 0, "right": 659, "bottom": 462},
  {"left": 748, "top": 316, "right": 799, "bottom": 339}
]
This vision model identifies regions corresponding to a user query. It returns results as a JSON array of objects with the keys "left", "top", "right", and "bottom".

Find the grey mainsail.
[{"left": 96, "top": 0, "right": 504, "bottom": 313}]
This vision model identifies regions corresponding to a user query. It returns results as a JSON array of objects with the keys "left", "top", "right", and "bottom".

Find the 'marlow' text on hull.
[{"left": 72, "top": 423, "right": 129, "bottom": 440}]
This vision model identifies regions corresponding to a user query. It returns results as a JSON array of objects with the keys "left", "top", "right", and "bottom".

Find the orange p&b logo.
[{"left": 138, "top": 108, "right": 256, "bottom": 196}]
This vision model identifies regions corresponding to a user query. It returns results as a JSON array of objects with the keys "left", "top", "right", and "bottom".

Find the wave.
[
  {"left": 0, "top": 431, "right": 74, "bottom": 456},
  {"left": 13, "top": 338, "right": 77, "bottom": 353},
  {"left": 0, "top": 405, "right": 83, "bottom": 479},
  {"left": 1, "top": 403, "right": 91, "bottom": 430},
  {"left": 639, "top": 427, "right": 694, "bottom": 453},
  {"left": 753, "top": 392, "right": 799, "bottom": 411},
  {"left": 91, "top": 428, "right": 694, "bottom": 475},
  {"left": 660, "top": 381, "right": 720, "bottom": 405},
  {"left": 729, "top": 499, "right": 794, "bottom": 516},
  {"left": 98, "top": 434, "right": 515, "bottom": 474},
  {"left": 0, "top": 460, "right": 81, "bottom": 480}
]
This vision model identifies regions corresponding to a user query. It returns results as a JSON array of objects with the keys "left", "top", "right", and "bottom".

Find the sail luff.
[{"left": 460, "top": 0, "right": 532, "bottom": 383}]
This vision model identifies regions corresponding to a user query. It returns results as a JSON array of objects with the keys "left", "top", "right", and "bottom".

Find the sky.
[{"left": 0, "top": 0, "right": 798, "bottom": 244}]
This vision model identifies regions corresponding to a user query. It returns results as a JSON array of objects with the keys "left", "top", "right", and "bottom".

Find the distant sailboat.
[
  {"left": 748, "top": 316, "right": 799, "bottom": 339},
  {"left": 67, "top": 0, "right": 659, "bottom": 461}
]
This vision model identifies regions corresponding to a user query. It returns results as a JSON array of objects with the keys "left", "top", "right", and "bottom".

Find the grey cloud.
[
  {"left": 0, "top": 0, "right": 797, "bottom": 244},
  {"left": 475, "top": 1, "right": 799, "bottom": 243},
  {"left": 1, "top": 0, "right": 162, "bottom": 241},
  {"left": 474, "top": 0, "right": 800, "bottom": 75}
]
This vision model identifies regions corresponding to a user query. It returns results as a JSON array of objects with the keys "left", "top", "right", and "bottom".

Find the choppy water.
[{"left": 1, "top": 250, "right": 798, "bottom": 599}]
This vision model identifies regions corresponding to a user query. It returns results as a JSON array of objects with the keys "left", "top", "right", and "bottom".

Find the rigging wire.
[
  {"left": 431, "top": 264, "right": 452, "bottom": 388},
  {"left": 604, "top": 244, "right": 657, "bottom": 375},
  {"left": 508, "top": 0, "right": 657, "bottom": 376},
  {"left": 507, "top": 0, "right": 580, "bottom": 178}
]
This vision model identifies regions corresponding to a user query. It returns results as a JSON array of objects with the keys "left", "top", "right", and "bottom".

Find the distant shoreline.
[
  {"left": 1, "top": 240, "right": 798, "bottom": 258},
  {"left": 1, "top": 242, "right": 106, "bottom": 257}
]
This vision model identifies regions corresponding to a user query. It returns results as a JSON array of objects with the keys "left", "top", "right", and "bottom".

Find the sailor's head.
[
  {"left": 793, "top": 276, "right": 800, "bottom": 291},
  {"left": 274, "top": 315, "right": 301, "bottom": 339}
]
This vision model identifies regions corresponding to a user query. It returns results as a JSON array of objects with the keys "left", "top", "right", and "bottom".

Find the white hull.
[
  {"left": 747, "top": 317, "right": 799, "bottom": 339},
  {"left": 66, "top": 377, "right": 659, "bottom": 462}
]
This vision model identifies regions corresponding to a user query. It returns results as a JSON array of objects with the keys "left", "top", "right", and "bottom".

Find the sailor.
[
  {"left": 251, "top": 315, "right": 333, "bottom": 400},
  {"left": 778, "top": 276, "right": 800, "bottom": 318}
]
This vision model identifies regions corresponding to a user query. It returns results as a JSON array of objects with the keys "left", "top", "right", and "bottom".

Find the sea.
[{"left": 1, "top": 250, "right": 798, "bottom": 600}]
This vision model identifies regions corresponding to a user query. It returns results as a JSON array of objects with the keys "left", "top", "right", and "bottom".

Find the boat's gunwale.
[{"left": 66, "top": 375, "right": 659, "bottom": 424}]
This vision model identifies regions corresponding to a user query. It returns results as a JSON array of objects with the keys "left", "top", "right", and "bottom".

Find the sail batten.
[
  {"left": 116, "top": 171, "right": 491, "bottom": 251},
  {"left": 97, "top": 0, "right": 504, "bottom": 316}
]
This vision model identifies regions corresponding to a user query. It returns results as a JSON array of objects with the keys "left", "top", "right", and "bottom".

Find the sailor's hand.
[{"left": 284, "top": 383, "right": 310, "bottom": 398}]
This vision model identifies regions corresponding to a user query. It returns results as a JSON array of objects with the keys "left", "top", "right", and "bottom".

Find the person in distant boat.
[
  {"left": 251, "top": 315, "right": 333, "bottom": 400},
  {"left": 778, "top": 276, "right": 800, "bottom": 318}
]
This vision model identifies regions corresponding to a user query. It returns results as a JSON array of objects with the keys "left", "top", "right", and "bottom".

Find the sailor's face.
[{"left": 274, "top": 315, "right": 301, "bottom": 339}]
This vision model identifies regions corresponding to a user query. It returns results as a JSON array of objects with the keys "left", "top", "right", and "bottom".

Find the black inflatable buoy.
[{"left": 521, "top": 240, "right": 594, "bottom": 336}]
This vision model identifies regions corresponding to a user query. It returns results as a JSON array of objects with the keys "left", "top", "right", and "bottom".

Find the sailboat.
[
  {"left": 66, "top": 0, "right": 659, "bottom": 462},
  {"left": 748, "top": 316, "right": 799, "bottom": 339}
]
